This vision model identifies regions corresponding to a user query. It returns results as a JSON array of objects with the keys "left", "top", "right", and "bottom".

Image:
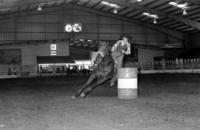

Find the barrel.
[{"left": 117, "top": 68, "right": 138, "bottom": 100}]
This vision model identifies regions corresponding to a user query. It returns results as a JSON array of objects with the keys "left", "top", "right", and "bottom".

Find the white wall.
[
  {"left": 0, "top": 42, "right": 69, "bottom": 65},
  {"left": 138, "top": 48, "right": 164, "bottom": 63}
]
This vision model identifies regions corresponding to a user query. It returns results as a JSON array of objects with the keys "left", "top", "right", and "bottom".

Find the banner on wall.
[{"left": 0, "top": 49, "right": 21, "bottom": 65}]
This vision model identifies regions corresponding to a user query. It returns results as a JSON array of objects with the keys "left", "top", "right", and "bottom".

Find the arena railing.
[
  {"left": 138, "top": 58, "right": 200, "bottom": 70},
  {"left": 1, "top": 58, "right": 200, "bottom": 77},
  {"left": 0, "top": 65, "right": 38, "bottom": 77}
]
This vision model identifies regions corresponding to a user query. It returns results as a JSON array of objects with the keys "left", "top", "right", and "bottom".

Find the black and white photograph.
[{"left": 0, "top": 0, "right": 200, "bottom": 130}]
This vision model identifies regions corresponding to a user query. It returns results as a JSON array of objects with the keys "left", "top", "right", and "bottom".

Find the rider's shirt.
[{"left": 111, "top": 40, "right": 131, "bottom": 58}]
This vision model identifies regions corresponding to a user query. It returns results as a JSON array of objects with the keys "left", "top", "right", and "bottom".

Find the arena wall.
[
  {"left": 138, "top": 48, "right": 164, "bottom": 63},
  {"left": 0, "top": 42, "right": 69, "bottom": 75},
  {"left": 0, "top": 42, "right": 69, "bottom": 65},
  {"left": 0, "top": 7, "right": 182, "bottom": 47},
  {"left": 190, "top": 33, "right": 200, "bottom": 48}
]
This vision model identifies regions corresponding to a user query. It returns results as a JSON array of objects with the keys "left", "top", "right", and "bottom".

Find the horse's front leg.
[
  {"left": 72, "top": 74, "right": 97, "bottom": 98},
  {"left": 79, "top": 75, "right": 111, "bottom": 98}
]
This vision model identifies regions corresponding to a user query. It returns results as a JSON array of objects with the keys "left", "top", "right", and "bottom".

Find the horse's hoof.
[
  {"left": 71, "top": 95, "right": 77, "bottom": 99},
  {"left": 80, "top": 93, "right": 86, "bottom": 98}
]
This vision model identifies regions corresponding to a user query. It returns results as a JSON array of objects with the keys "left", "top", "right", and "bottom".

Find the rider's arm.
[
  {"left": 111, "top": 40, "right": 121, "bottom": 52},
  {"left": 122, "top": 43, "right": 131, "bottom": 55}
]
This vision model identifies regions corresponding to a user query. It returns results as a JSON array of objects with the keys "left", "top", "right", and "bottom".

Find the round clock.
[
  {"left": 65, "top": 24, "right": 73, "bottom": 32},
  {"left": 73, "top": 23, "right": 82, "bottom": 32}
]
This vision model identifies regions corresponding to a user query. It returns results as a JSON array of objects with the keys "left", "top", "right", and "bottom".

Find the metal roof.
[{"left": 0, "top": 0, "right": 199, "bottom": 33}]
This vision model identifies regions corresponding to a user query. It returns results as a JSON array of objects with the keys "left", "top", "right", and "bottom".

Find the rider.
[{"left": 110, "top": 35, "right": 131, "bottom": 86}]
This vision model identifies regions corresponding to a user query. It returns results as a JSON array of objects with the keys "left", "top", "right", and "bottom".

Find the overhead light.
[
  {"left": 177, "top": 2, "right": 189, "bottom": 9},
  {"left": 143, "top": 12, "right": 159, "bottom": 24},
  {"left": 142, "top": 12, "right": 159, "bottom": 19},
  {"left": 169, "top": 1, "right": 178, "bottom": 6},
  {"left": 37, "top": 5, "right": 42, "bottom": 11},
  {"left": 113, "top": 8, "right": 118, "bottom": 14},
  {"left": 169, "top": 1, "right": 189, "bottom": 9},
  {"left": 137, "top": 0, "right": 142, "bottom": 2},
  {"left": 169, "top": 1, "right": 189, "bottom": 15},
  {"left": 153, "top": 19, "right": 157, "bottom": 24},
  {"left": 79, "top": 39, "right": 85, "bottom": 42},
  {"left": 183, "top": 9, "right": 187, "bottom": 15},
  {"left": 101, "top": 1, "right": 120, "bottom": 8}
]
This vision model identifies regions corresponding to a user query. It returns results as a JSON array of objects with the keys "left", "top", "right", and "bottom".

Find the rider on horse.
[{"left": 72, "top": 41, "right": 114, "bottom": 98}]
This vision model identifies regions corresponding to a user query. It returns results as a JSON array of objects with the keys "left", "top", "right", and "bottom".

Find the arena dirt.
[{"left": 0, "top": 74, "right": 200, "bottom": 130}]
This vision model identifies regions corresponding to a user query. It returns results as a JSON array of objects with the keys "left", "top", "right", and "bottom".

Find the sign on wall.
[
  {"left": 64, "top": 23, "right": 82, "bottom": 32},
  {"left": 50, "top": 44, "right": 57, "bottom": 56},
  {"left": 0, "top": 49, "right": 21, "bottom": 65}
]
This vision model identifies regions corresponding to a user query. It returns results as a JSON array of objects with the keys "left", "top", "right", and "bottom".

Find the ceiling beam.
[
  {"left": 0, "top": 0, "right": 72, "bottom": 9},
  {"left": 72, "top": 3, "right": 184, "bottom": 40},
  {"left": 103, "top": 0, "right": 200, "bottom": 30},
  {"left": 0, "top": 0, "right": 184, "bottom": 41},
  {"left": 184, "top": 0, "right": 200, "bottom": 6},
  {"left": 81, "top": 0, "right": 91, "bottom": 6}
]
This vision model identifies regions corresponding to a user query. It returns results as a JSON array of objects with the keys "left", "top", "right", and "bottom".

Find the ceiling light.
[
  {"left": 169, "top": 1, "right": 189, "bottom": 15},
  {"left": 137, "top": 0, "right": 142, "bottom": 2},
  {"left": 113, "top": 8, "right": 118, "bottom": 14},
  {"left": 153, "top": 19, "right": 157, "bottom": 24},
  {"left": 178, "top": 2, "right": 188, "bottom": 9},
  {"left": 183, "top": 9, "right": 187, "bottom": 15},
  {"left": 79, "top": 39, "right": 85, "bottom": 41},
  {"left": 101, "top": 1, "right": 120, "bottom": 8},
  {"left": 142, "top": 12, "right": 159, "bottom": 19},
  {"left": 169, "top": 1, "right": 189, "bottom": 9},
  {"left": 169, "top": 1, "right": 177, "bottom": 6},
  {"left": 37, "top": 5, "right": 42, "bottom": 11}
]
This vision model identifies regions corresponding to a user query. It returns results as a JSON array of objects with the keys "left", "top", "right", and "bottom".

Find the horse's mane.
[{"left": 93, "top": 46, "right": 114, "bottom": 77}]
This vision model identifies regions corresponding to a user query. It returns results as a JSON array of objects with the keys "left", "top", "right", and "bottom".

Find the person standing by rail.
[{"left": 110, "top": 35, "right": 131, "bottom": 86}]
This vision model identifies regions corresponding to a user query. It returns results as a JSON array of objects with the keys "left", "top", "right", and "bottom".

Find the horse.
[{"left": 72, "top": 43, "right": 116, "bottom": 98}]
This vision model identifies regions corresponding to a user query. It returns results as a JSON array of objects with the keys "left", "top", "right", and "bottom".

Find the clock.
[
  {"left": 73, "top": 23, "right": 82, "bottom": 32},
  {"left": 65, "top": 24, "right": 73, "bottom": 32}
]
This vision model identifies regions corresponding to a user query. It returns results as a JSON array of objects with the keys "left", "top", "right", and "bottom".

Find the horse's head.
[{"left": 93, "top": 41, "right": 110, "bottom": 68}]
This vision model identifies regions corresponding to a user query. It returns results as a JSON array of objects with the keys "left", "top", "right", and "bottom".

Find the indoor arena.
[{"left": 0, "top": 0, "right": 200, "bottom": 130}]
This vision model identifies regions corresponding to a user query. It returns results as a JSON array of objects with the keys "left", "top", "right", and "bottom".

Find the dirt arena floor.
[{"left": 0, "top": 74, "right": 200, "bottom": 130}]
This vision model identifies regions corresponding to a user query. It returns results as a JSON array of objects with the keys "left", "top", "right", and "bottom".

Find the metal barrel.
[{"left": 117, "top": 68, "right": 138, "bottom": 100}]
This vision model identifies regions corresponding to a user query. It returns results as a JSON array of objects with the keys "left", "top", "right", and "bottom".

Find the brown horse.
[{"left": 72, "top": 43, "right": 116, "bottom": 98}]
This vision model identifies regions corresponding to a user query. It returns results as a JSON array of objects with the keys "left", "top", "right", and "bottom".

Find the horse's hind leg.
[
  {"left": 72, "top": 74, "right": 97, "bottom": 98},
  {"left": 110, "top": 70, "right": 117, "bottom": 86}
]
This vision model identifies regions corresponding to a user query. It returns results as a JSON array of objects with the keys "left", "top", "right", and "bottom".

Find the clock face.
[
  {"left": 73, "top": 23, "right": 82, "bottom": 32},
  {"left": 65, "top": 24, "right": 73, "bottom": 32},
  {"left": 65, "top": 23, "right": 82, "bottom": 32}
]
